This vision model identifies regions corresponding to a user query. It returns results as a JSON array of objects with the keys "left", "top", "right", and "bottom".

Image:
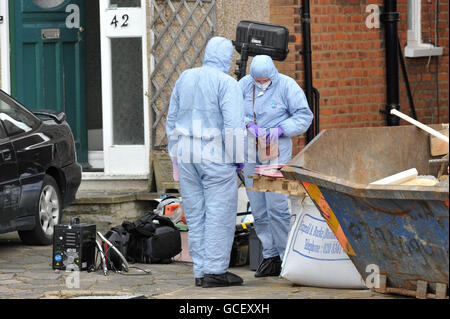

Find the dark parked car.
[{"left": 0, "top": 90, "right": 81, "bottom": 245}]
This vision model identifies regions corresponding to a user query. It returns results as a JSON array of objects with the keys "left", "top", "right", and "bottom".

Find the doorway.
[
  {"left": 85, "top": 0, "right": 104, "bottom": 171},
  {"left": 7, "top": 0, "right": 150, "bottom": 176},
  {"left": 9, "top": 0, "right": 89, "bottom": 167}
]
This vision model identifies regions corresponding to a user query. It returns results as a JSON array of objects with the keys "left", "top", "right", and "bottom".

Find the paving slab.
[{"left": 0, "top": 232, "right": 405, "bottom": 300}]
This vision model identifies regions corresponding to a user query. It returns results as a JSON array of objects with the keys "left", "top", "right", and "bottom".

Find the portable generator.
[{"left": 52, "top": 218, "right": 96, "bottom": 271}]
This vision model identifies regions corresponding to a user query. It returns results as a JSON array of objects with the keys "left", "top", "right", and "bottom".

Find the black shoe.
[
  {"left": 195, "top": 278, "right": 204, "bottom": 287},
  {"left": 202, "top": 271, "right": 244, "bottom": 288},
  {"left": 255, "top": 256, "right": 282, "bottom": 277}
]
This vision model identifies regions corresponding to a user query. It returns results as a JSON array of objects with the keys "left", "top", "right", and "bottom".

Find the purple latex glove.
[
  {"left": 172, "top": 158, "right": 179, "bottom": 182},
  {"left": 266, "top": 126, "right": 284, "bottom": 143},
  {"left": 247, "top": 122, "right": 263, "bottom": 138},
  {"left": 235, "top": 163, "right": 245, "bottom": 172}
]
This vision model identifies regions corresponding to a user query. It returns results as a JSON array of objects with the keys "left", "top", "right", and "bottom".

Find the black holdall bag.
[
  {"left": 103, "top": 225, "right": 130, "bottom": 271},
  {"left": 122, "top": 212, "right": 182, "bottom": 264}
]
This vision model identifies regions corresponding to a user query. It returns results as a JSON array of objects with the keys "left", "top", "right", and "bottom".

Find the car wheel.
[{"left": 18, "top": 175, "right": 62, "bottom": 245}]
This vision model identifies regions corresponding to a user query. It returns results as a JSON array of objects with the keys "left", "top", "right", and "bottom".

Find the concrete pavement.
[{"left": 0, "top": 231, "right": 406, "bottom": 300}]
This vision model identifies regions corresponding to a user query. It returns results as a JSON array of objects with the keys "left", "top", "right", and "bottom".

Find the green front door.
[{"left": 10, "top": 0, "right": 88, "bottom": 167}]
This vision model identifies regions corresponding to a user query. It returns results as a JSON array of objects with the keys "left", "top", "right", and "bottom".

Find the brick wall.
[{"left": 269, "top": 0, "right": 449, "bottom": 155}]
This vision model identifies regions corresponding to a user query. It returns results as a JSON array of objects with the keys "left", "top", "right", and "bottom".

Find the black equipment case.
[{"left": 234, "top": 21, "right": 290, "bottom": 61}]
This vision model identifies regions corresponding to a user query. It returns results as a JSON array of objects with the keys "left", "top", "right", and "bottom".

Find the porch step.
[
  {"left": 78, "top": 173, "right": 151, "bottom": 192},
  {"left": 62, "top": 190, "right": 179, "bottom": 232}
]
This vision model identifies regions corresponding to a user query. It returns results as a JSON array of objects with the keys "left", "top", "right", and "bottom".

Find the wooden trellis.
[{"left": 149, "top": 0, "right": 217, "bottom": 150}]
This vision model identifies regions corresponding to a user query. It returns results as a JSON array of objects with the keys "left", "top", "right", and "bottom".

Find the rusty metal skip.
[{"left": 282, "top": 125, "right": 449, "bottom": 299}]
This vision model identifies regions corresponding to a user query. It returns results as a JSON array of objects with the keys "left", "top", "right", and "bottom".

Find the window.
[
  {"left": 405, "top": 0, "right": 443, "bottom": 57},
  {"left": 111, "top": 37, "right": 144, "bottom": 145},
  {"left": 110, "top": 0, "right": 141, "bottom": 8},
  {"left": 32, "top": 0, "right": 65, "bottom": 9},
  {"left": 0, "top": 95, "right": 40, "bottom": 137}
]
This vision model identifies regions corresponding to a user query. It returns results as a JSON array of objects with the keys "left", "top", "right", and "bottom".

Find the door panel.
[
  {"left": 13, "top": 133, "right": 53, "bottom": 218},
  {"left": 10, "top": 0, "right": 88, "bottom": 167},
  {"left": 100, "top": 0, "right": 149, "bottom": 175},
  {"left": 0, "top": 140, "right": 20, "bottom": 224}
]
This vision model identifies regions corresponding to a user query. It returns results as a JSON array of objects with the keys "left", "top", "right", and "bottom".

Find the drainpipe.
[
  {"left": 380, "top": 0, "right": 400, "bottom": 126},
  {"left": 398, "top": 37, "right": 417, "bottom": 120},
  {"left": 299, "top": 0, "right": 317, "bottom": 143}
]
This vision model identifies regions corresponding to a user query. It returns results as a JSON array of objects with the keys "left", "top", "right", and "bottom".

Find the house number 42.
[{"left": 111, "top": 14, "right": 129, "bottom": 28}]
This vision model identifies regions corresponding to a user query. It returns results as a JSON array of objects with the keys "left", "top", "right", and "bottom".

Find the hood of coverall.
[
  {"left": 249, "top": 55, "right": 280, "bottom": 87},
  {"left": 203, "top": 37, "right": 234, "bottom": 74}
]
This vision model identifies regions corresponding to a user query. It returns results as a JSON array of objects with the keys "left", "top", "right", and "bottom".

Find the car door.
[
  {"left": 0, "top": 121, "right": 20, "bottom": 225},
  {"left": 0, "top": 91, "right": 45, "bottom": 222}
]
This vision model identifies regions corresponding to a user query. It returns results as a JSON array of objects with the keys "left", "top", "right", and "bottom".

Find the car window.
[{"left": 0, "top": 95, "right": 40, "bottom": 137}]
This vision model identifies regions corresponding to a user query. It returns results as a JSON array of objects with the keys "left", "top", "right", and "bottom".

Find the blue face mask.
[{"left": 255, "top": 80, "right": 272, "bottom": 91}]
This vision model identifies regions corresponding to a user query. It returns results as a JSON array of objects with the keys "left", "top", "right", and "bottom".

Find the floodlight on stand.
[{"left": 233, "top": 21, "right": 290, "bottom": 80}]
